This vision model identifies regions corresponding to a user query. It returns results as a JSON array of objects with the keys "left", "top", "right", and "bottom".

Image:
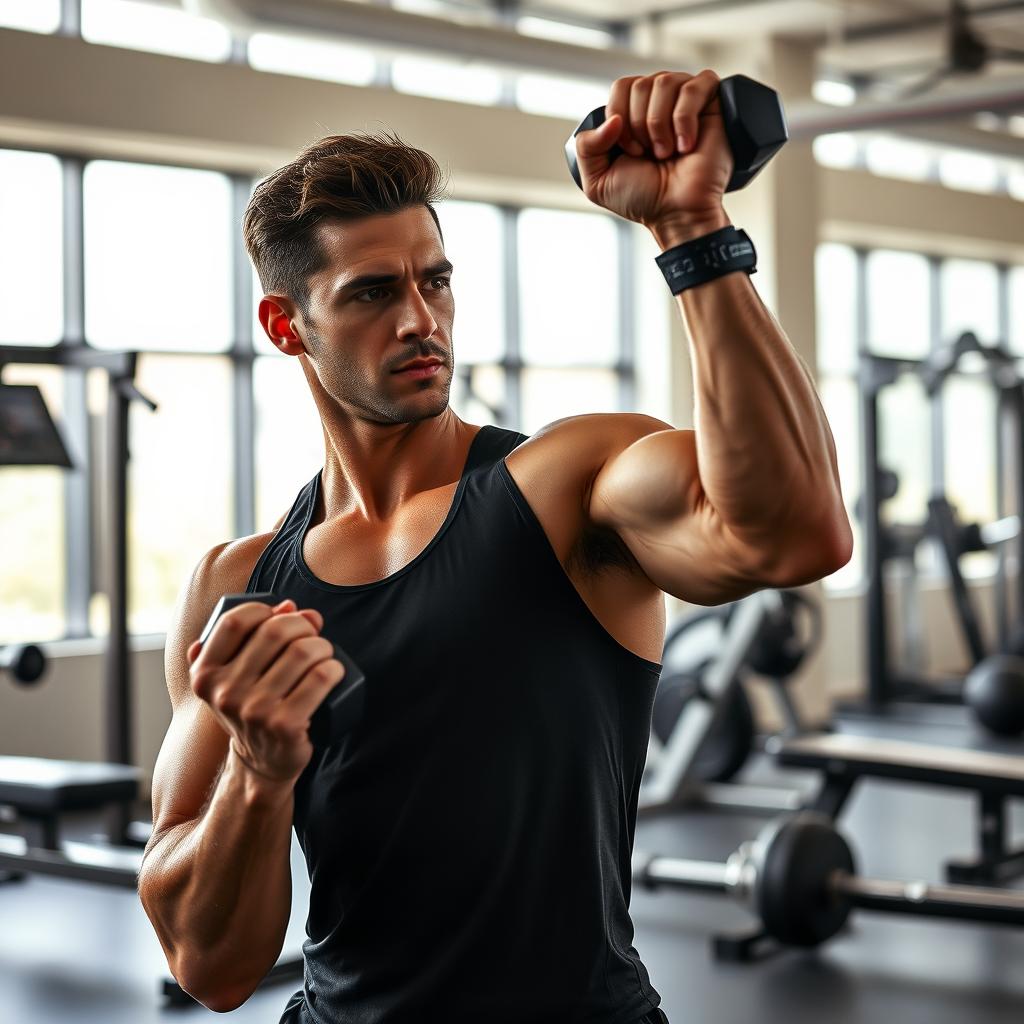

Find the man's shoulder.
[
  {"left": 200, "top": 508, "right": 293, "bottom": 585},
  {"left": 502, "top": 413, "right": 672, "bottom": 578},
  {"left": 508, "top": 412, "right": 672, "bottom": 482},
  {"left": 200, "top": 530, "right": 281, "bottom": 587}
]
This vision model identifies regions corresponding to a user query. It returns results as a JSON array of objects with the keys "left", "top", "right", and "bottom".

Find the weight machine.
[
  {"left": 1, "top": 344, "right": 156, "bottom": 815},
  {"left": 855, "top": 331, "right": 1024, "bottom": 714},
  {"left": 640, "top": 590, "right": 820, "bottom": 818}
]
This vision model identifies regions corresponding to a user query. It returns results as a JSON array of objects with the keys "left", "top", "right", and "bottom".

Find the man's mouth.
[{"left": 393, "top": 358, "right": 444, "bottom": 378}]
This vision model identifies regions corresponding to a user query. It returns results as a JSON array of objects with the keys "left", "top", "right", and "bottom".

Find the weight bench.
[
  {"left": 0, "top": 755, "right": 142, "bottom": 887},
  {"left": 775, "top": 733, "right": 1024, "bottom": 885},
  {"left": 0, "top": 755, "right": 300, "bottom": 1005}
]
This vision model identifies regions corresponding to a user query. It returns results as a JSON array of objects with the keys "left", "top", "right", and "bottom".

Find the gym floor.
[{"left": 2, "top": 714, "right": 1022, "bottom": 1023}]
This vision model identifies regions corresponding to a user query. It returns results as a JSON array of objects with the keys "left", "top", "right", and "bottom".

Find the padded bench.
[
  {"left": 776, "top": 732, "right": 1024, "bottom": 884},
  {"left": 0, "top": 755, "right": 140, "bottom": 849},
  {"left": 0, "top": 755, "right": 143, "bottom": 890}
]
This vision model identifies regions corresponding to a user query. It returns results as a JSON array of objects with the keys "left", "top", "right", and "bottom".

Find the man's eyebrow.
[{"left": 336, "top": 259, "right": 454, "bottom": 295}]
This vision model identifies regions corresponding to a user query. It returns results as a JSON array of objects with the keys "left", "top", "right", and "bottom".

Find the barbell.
[{"left": 634, "top": 812, "right": 1024, "bottom": 948}]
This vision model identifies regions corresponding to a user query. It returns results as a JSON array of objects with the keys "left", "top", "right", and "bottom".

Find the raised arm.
[{"left": 575, "top": 70, "right": 851, "bottom": 604}]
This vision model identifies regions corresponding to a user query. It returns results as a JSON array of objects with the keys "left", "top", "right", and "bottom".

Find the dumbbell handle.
[{"left": 198, "top": 593, "right": 366, "bottom": 747}]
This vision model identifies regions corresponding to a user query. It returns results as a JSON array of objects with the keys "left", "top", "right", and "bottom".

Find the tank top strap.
[
  {"left": 245, "top": 474, "right": 318, "bottom": 594},
  {"left": 466, "top": 424, "right": 529, "bottom": 473}
]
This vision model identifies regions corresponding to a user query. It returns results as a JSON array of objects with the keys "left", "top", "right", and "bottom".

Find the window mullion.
[
  {"left": 231, "top": 175, "right": 255, "bottom": 539},
  {"left": 62, "top": 155, "right": 92, "bottom": 638}
]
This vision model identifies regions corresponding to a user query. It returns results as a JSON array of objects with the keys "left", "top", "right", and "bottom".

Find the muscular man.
[{"left": 139, "top": 70, "right": 851, "bottom": 1023}]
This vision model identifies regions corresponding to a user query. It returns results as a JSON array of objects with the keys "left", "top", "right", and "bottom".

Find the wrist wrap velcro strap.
[{"left": 655, "top": 226, "right": 757, "bottom": 295}]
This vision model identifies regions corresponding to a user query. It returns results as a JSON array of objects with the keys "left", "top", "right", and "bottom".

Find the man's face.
[{"left": 297, "top": 206, "right": 455, "bottom": 425}]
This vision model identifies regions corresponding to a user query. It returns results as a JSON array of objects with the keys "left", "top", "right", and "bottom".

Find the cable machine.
[{"left": 855, "top": 330, "right": 1024, "bottom": 713}]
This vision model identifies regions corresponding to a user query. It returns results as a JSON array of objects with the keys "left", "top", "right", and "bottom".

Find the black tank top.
[{"left": 252, "top": 425, "right": 663, "bottom": 1024}]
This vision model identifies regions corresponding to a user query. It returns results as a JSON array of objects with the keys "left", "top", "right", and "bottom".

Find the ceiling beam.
[
  {"left": 185, "top": 0, "right": 670, "bottom": 79},
  {"left": 842, "top": 0, "right": 1024, "bottom": 43},
  {"left": 786, "top": 75, "right": 1024, "bottom": 139}
]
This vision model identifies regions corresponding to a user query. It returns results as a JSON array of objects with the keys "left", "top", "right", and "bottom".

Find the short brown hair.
[{"left": 243, "top": 130, "right": 447, "bottom": 314}]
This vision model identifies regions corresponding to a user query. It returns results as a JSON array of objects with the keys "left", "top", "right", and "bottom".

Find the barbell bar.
[{"left": 633, "top": 812, "right": 1024, "bottom": 948}]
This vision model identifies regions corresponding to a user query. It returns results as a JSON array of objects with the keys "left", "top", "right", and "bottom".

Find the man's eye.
[
  {"left": 430, "top": 277, "right": 451, "bottom": 290},
  {"left": 357, "top": 287, "right": 387, "bottom": 303}
]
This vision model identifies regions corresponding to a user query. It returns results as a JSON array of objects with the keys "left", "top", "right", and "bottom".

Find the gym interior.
[{"left": 2, "top": 0, "right": 1024, "bottom": 1021}]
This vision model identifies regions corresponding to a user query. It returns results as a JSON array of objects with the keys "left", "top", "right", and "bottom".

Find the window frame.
[{"left": 1, "top": 145, "right": 640, "bottom": 640}]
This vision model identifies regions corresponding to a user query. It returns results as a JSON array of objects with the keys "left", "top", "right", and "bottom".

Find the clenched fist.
[
  {"left": 188, "top": 598, "right": 345, "bottom": 785},
  {"left": 573, "top": 70, "right": 734, "bottom": 241}
]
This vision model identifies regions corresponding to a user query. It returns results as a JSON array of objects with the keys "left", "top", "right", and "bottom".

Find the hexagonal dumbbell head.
[{"left": 717, "top": 74, "right": 789, "bottom": 191}]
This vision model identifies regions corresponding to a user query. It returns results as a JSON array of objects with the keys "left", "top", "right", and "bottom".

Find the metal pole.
[
  {"left": 502, "top": 205, "right": 522, "bottom": 431},
  {"left": 1010, "top": 386, "right": 1024, "bottom": 642},
  {"left": 634, "top": 852, "right": 730, "bottom": 894},
  {"left": 230, "top": 175, "right": 256, "bottom": 538},
  {"left": 994, "top": 385, "right": 1011, "bottom": 649},
  {"left": 104, "top": 367, "right": 133, "bottom": 844},
  {"left": 861, "top": 364, "right": 888, "bottom": 709},
  {"left": 928, "top": 498, "right": 987, "bottom": 664},
  {"left": 834, "top": 872, "right": 1024, "bottom": 927},
  {"left": 61, "top": 157, "right": 92, "bottom": 638}
]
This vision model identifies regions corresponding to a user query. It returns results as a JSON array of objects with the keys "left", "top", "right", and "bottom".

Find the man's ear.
[{"left": 258, "top": 295, "right": 305, "bottom": 356}]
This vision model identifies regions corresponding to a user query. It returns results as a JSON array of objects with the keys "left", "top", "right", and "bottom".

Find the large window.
[
  {"left": 437, "top": 201, "right": 506, "bottom": 365},
  {"left": 0, "top": 149, "right": 63, "bottom": 346},
  {"left": 0, "top": 365, "right": 66, "bottom": 643},
  {"left": 392, "top": 56, "right": 504, "bottom": 105},
  {"left": 514, "top": 75, "right": 609, "bottom": 120},
  {"left": 1, "top": 151, "right": 655, "bottom": 642},
  {"left": 123, "top": 354, "right": 235, "bottom": 635},
  {"left": 83, "top": 161, "right": 234, "bottom": 352},
  {"left": 0, "top": 150, "right": 66, "bottom": 642},
  {"left": 517, "top": 208, "right": 621, "bottom": 431},
  {"left": 815, "top": 131, "right": 1024, "bottom": 200},
  {"left": 253, "top": 356, "right": 324, "bottom": 533},
  {"left": 81, "top": 0, "right": 233, "bottom": 62},
  {"left": 863, "top": 136, "right": 935, "bottom": 182},
  {"left": 816, "top": 243, "right": 1022, "bottom": 591},
  {"left": 865, "top": 250, "right": 930, "bottom": 358},
  {"left": 0, "top": 0, "right": 60, "bottom": 33},
  {"left": 247, "top": 32, "right": 378, "bottom": 86}
]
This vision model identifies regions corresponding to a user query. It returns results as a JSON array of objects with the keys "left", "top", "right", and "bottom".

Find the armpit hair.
[{"left": 566, "top": 523, "right": 641, "bottom": 578}]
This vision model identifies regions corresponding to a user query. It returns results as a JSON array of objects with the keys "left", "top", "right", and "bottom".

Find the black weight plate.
[
  {"left": 756, "top": 812, "right": 855, "bottom": 947},
  {"left": 746, "top": 589, "right": 822, "bottom": 680},
  {"left": 652, "top": 671, "right": 755, "bottom": 782}
]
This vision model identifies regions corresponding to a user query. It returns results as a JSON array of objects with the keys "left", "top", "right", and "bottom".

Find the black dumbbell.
[
  {"left": 0, "top": 644, "right": 47, "bottom": 685},
  {"left": 198, "top": 593, "right": 366, "bottom": 748},
  {"left": 565, "top": 74, "right": 788, "bottom": 193}
]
